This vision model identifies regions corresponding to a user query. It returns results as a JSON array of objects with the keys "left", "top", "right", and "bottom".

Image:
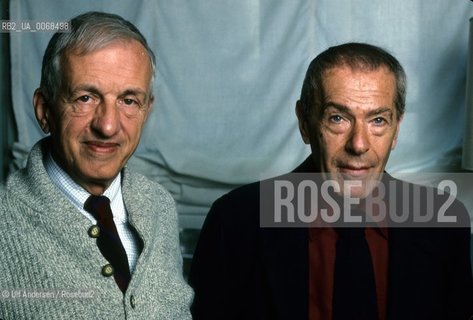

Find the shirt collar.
[
  {"left": 310, "top": 224, "right": 388, "bottom": 241},
  {"left": 44, "top": 151, "right": 123, "bottom": 220},
  {"left": 307, "top": 184, "right": 388, "bottom": 240}
]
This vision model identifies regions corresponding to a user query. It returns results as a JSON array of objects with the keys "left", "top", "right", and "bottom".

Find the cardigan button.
[
  {"left": 88, "top": 225, "right": 100, "bottom": 238},
  {"left": 130, "top": 294, "right": 136, "bottom": 308},
  {"left": 101, "top": 264, "right": 114, "bottom": 277}
]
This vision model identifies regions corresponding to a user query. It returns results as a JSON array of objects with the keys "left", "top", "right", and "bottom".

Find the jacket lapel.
[
  {"left": 261, "top": 226, "right": 309, "bottom": 319},
  {"left": 387, "top": 228, "right": 445, "bottom": 320}
]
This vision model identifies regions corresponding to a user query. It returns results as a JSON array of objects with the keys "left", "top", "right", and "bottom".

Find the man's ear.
[
  {"left": 33, "top": 89, "right": 51, "bottom": 134},
  {"left": 143, "top": 93, "right": 154, "bottom": 122},
  {"left": 296, "top": 100, "right": 310, "bottom": 144}
]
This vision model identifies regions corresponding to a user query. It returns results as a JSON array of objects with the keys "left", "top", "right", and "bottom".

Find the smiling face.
[
  {"left": 34, "top": 40, "right": 154, "bottom": 195},
  {"left": 297, "top": 65, "right": 402, "bottom": 198}
]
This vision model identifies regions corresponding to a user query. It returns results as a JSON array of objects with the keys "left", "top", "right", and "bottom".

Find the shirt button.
[
  {"left": 101, "top": 264, "right": 114, "bottom": 277},
  {"left": 130, "top": 295, "right": 136, "bottom": 309},
  {"left": 88, "top": 225, "right": 100, "bottom": 238}
]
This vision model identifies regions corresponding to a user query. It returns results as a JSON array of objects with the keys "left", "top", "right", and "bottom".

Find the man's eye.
[
  {"left": 123, "top": 98, "right": 138, "bottom": 106},
  {"left": 373, "top": 117, "right": 386, "bottom": 125},
  {"left": 77, "top": 95, "right": 93, "bottom": 103},
  {"left": 118, "top": 98, "right": 140, "bottom": 107},
  {"left": 329, "top": 115, "right": 343, "bottom": 123}
]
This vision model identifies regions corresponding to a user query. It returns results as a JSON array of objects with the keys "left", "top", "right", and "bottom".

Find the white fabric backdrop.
[{"left": 9, "top": 0, "right": 473, "bottom": 228}]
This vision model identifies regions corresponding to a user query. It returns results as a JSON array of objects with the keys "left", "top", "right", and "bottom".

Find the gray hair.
[
  {"left": 40, "top": 11, "right": 156, "bottom": 103},
  {"left": 300, "top": 42, "right": 406, "bottom": 120}
]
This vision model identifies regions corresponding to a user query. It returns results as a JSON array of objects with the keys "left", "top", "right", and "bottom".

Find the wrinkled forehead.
[
  {"left": 65, "top": 38, "right": 151, "bottom": 66},
  {"left": 59, "top": 40, "right": 154, "bottom": 90},
  {"left": 321, "top": 64, "right": 396, "bottom": 97},
  {"left": 315, "top": 65, "right": 396, "bottom": 114}
]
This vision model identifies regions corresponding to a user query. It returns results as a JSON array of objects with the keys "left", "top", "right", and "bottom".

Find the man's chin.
[{"left": 336, "top": 178, "right": 381, "bottom": 199}]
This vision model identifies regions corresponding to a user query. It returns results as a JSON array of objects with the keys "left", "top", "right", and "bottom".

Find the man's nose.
[
  {"left": 345, "top": 121, "right": 369, "bottom": 155},
  {"left": 90, "top": 99, "right": 121, "bottom": 137}
]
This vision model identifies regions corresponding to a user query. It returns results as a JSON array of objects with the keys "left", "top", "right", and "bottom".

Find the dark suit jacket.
[{"left": 189, "top": 161, "right": 473, "bottom": 320}]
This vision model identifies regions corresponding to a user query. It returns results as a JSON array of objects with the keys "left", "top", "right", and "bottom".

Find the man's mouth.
[
  {"left": 84, "top": 141, "right": 120, "bottom": 154},
  {"left": 338, "top": 165, "right": 371, "bottom": 177}
]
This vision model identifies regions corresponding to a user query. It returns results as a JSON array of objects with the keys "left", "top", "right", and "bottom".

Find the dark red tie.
[
  {"left": 332, "top": 227, "right": 379, "bottom": 320},
  {"left": 84, "top": 195, "right": 131, "bottom": 293}
]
